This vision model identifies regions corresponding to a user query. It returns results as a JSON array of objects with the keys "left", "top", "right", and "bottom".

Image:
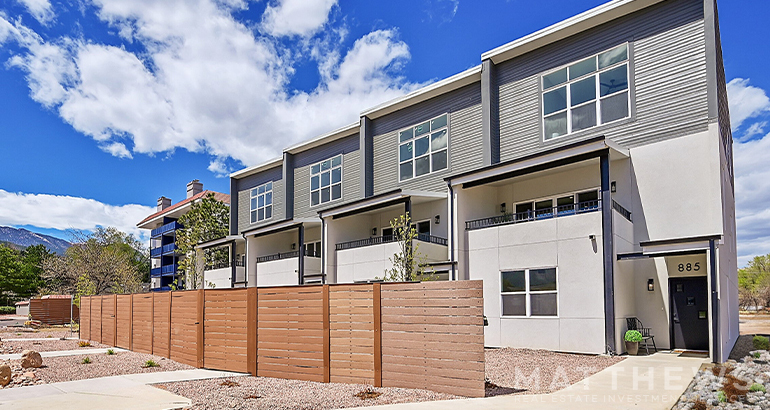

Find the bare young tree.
[
  {"left": 176, "top": 193, "right": 229, "bottom": 289},
  {"left": 381, "top": 212, "right": 431, "bottom": 282}
]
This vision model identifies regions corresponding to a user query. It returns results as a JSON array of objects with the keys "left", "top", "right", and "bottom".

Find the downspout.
[
  {"left": 298, "top": 224, "right": 305, "bottom": 285},
  {"left": 709, "top": 238, "right": 721, "bottom": 363},
  {"left": 447, "top": 181, "right": 456, "bottom": 281},
  {"left": 230, "top": 242, "right": 236, "bottom": 288},
  {"left": 320, "top": 217, "right": 326, "bottom": 284}
]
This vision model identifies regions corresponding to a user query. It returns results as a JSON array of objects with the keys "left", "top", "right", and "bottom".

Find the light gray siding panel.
[
  {"left": 497, "top": 0, "right": 707, "bottom": 162},
  {"left": 371, "top": 83, "right": 483, "bottom": 195},
  {"left": 294, "top": 150, "right": 362, "bottom": 218},
  {"left": 237, "top": 179, "right": 284, "bottom": 234}
]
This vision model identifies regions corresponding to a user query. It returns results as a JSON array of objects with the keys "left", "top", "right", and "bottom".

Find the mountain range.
[{"left": 0, "top": 226, "right": 71, "bottom": 255}]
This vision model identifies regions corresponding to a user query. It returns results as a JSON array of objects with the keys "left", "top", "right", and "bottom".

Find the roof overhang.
[
  {"left": 230, "top": 157, "right": 283, "bottom": 180},
  {"left": 361, "top": 65, "right": 481, "bottom": 120},
  {"left": 285, "top": 122, "right": 359, "bottom": 155},
  {"left": 137, "top": 202, "right": 194, "bottom": 229},
  {"left": 482, "top": 0, "right": 666, "bottom": 65},
  {"left": 196, "top": 235, "right": 244, "bottom": 250},
  {"left": 617, "top": 235, "right": 723, "bottom": 260},
  {"left": 241, "top": 218, "right": 321, "bottom": 238},
  {"left": 447, "top": 136, "right": 628, "bottom": 189},
  {"left": 319, "top": 189, "right": 446, "bottom": 220}
]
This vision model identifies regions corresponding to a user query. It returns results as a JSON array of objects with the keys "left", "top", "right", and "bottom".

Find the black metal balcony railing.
[
  {"left": 234, "top": 259, "right": 246, "bottom": 267},
  {"left": 465, "top": 200, "right": 601, "bottom": 231},
  {"left": 205, "top": 258, "right": 246, "bottom": 270},
  {"left": 612, "top": 200, "right": 633, "bottom": 222},
  {"left": 151, "top": 221, "right": 182, "bottom": 238},
  {"left": 255, "top": 248, "right": 322, "bottom": 264},
  {"left": 335, "top": 234, "right": 448, "bottom": 251}
]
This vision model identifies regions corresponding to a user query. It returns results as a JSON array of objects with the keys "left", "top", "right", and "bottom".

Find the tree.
[
  {"left": 41, "top": 228, "right": 146, "bottom": 302},
  {"left": 0, "top": 245, "right": 24, "bottom": 305},
  {"left": 176, "top": 193, "right": 229, "bottom": 289},
  {"left": 739, "top": 254, "right": 770, "bottom": 310},
  {"left": 0, "top": 243, "right": 52, "bottom": 304},
  {"left": 380, "top": 212, "right": 431, "bottom": 282}
]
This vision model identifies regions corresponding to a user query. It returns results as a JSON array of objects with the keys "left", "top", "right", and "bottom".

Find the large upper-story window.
[
  {"left": 399, "top": 114, "right": 448, "bottom": 181},
  {"left": 250, "top": 181, "right": 272, "bottom": 223},
  {"left": 311, "top": 155, "right": 342, "bottom": 206},
  {"left": 542, "top": 44, "right": 630, "bottom": 141}
]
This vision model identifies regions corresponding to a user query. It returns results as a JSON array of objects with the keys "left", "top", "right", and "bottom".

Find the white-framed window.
[
  {"left": 501, "top": 268, "right": 558, "bottom": 317},
  {"left": 398, "top": 114, "right": 449, "bottom": 181},
  {"left": 250, "top": 181, "right": 272, "bottom": 223},
  {"left": 542, "top": 44, "right": 630, "bottom": 141},
  {"left": 512, "top": 189, "right": 599, "bottom": 221},
  {"left": 305, "top": 241, "right": 322, "bottom": 257},
  {"left": 311, "top": 155, "right": 342, "bottom": 206}
]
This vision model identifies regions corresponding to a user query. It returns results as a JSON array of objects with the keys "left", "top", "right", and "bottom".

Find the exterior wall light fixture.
[
  {"left": 372, "top": 227, "right": 377, "bottom": 236},
  {"left": 611, "top": 181, "right": 617, "bottom": 192},
  {"left": 500, "top": 203, "right": 506, "bottom": 214},
  {"left": 291, "top": 243, "right": 296, "bottom": 250},
  {"left": 434, "top": 215, "right": 440, "bottom": 224},
  {"left": 647, "top": 279, "right": 655, "bottom": 292}
]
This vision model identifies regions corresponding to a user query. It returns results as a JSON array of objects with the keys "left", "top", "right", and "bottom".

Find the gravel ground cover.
[
  {"left": 0, "top": 328, "right": 77, "bottom": 339},
  {"left": 0, "top": 351, "right": 193, "bottom": 388},
  {"left": 158, "top": 348, "right": 625, "bottom": 409},
  {"left": 156, "top": 377, "right": 461, "bottom": 410},
  {"left": 673, "top": 350, "right": 770, "bottom": 409},
  {"left": 729, "top": 335, "right": 770, "bottom": 361},
  {"left": 0, "top": 339, "right": 106, "bottom": 354},
  {"left": 485, "top": 347, "right": 625, "bottom": 396}
]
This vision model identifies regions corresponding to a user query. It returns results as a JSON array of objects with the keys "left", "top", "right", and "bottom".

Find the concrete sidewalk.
[
  {"left": 370, "top": 352, "right": 707, "bottom": 410},
  {"left": 0, "top": 369, "right": 248, "bottom": 410},
  {"left": 0, "top": 348, "right": 127, "bottom": 360}
]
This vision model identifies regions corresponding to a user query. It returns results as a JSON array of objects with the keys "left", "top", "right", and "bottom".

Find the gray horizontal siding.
[
  {"left": 237, "top": 174, "right": 284, "bottom": 234},
  {"left": 294, "top": 149, "right": 362, "bottom": 218},
  {"left": 497, "top": 0, "right": 708, "bottom": 162},
  {"left": 371, "top": 82, "right": 482, "bottom": 195},
  {"left": 294, "top": 134, "right": 360, "bottom": 168}
]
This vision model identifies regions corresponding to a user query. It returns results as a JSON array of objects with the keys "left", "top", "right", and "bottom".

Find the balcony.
[
  {"left": 162, "top": 243, "right": 179, "bottom": 255},
  {"left": 161, "top": 264, "right": 178, "bottom": 275},
  {"left": 465, "top": 200, "right": 602, "bottom": 231},
  {"left": 151, "top": 267, "right": 162, "bottom": 277},
  {"left": 335, "top": 234, "right": 448, "bottom": 251},
  {"left": 255, "top": 248, "right": 318, "bottom": 263},
  {"left": 150, "top": 247, "right": 162, "bottom": 258},
  {"left": 151, "top": 221, "right": 182, "bottom": 238}
]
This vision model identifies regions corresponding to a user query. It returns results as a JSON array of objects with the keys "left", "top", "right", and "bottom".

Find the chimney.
[
  {"left": 187, "top": 179, "right": 203, "bottom": 198},
  {"left": 157, "top": 196, "right": 171, "bottom": 211}
]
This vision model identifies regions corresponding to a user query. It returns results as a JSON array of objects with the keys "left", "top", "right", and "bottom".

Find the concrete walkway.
[
  {"left": 0, "top": 369, "right": 248, "bottom": 410},
  {"left": 0, "top": 348, "right": 127, "bottom": 360},
  {"left": 370, "top": 352, "right": 708, "bottom": 410},
  {"left": 1, "top": 337, "right": 80, "bottom": 342}
]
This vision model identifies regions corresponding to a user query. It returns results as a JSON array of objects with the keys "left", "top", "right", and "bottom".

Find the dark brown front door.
[{"left": 670, "top": 277, "right": 709, "bottom": 351}]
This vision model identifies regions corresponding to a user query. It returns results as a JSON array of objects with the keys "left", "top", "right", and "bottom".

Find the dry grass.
[
  {"left": 220, "top": 380, "right": 240, "bottom": 387},
  {"left": 354, "top": 389, "right": 383, "bottom": 400}
]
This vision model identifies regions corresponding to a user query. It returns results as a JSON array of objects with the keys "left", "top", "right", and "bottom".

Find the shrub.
[
  {"left": 753, "top": 351, "right": 761, "bottom": 359},
  {"left": 624, "top": 330, "right": 643, "bottom": 343},
  {"left": 78, "top": 341, "right": 91, "bottom": 347},
  {"left": 106, "top": 349, "right": 115, "bottom": 355},
  {"left": 0, "top": 306, "right": 16, "bottom": 314},
  {"left": 142, "top": 360, "right": 160, "bottom": 368},
  {"left": 716, "top": 391, "right": 726, "bottom": 403},
  {"left": 750, "top": 383, "right": 767, "bottom": 393},
  {"left": 81, "top": 357, "right": 91, "bottom": 364},
  {"left": 753, "top": 335, "right": 770, "bottom": 350}
]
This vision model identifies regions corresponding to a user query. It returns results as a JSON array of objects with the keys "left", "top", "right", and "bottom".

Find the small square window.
[
  {"left": 501, "top": 271, "right": 526, "bottom": 292},
  {"left": 502, "top": 294, "right": 526, "bottom": 316}
]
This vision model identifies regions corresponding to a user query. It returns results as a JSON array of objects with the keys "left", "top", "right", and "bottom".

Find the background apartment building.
[{"left": 207, "top": 0, "right": 736, "bottom": 361}]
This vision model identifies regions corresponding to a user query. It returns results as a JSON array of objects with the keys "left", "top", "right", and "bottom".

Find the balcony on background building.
[{"left": 151, "top": 221, "right": 183, "bottom": 238}]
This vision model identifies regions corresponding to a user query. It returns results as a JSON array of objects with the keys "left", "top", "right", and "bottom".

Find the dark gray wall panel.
[
  {"left": 497, "top": 0, "right": 707, "bottom": 162},
  {"left": 294, "top": 133, "right": 360, "bottom": 168},
  {"left": 294, "top": 149, "right": 362, "bottom": 219},
  {"left": 235, "top": 166, "right": 283, "bottom": 192},
  {"left": 235, "top": 166, "right": 284, "bottom": 234}
]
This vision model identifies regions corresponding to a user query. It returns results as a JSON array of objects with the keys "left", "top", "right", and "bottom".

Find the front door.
[{"left": 670, "top": 277, "right": 709, "bottom": 351}]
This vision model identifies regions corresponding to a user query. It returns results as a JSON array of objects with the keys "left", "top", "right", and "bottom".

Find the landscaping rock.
[
  {"left": 20, "top": 350, "right": 42, "bottom": 368},
  {"left": 0, "top": 365, "right": 11, "bottom": 386}
]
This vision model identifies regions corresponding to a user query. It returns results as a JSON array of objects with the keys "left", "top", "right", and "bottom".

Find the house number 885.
[{"left": 678, "top": 262, "right": 700, "bottom": 272}]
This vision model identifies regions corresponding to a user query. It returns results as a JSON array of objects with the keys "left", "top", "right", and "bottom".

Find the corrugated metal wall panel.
[
  {"left": 497, "top": 0, "right": 707, "bottom": 161},
  {"left": 371, "top": 83, "right": 482, "bottom": 195}
]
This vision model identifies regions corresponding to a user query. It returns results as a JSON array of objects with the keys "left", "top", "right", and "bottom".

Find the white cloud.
[
  {"left": 0, "top": 190, "right": 154, "bottom": 240},
  {"left": 727, "top": 78, "right": 770, "bottom": 132},
  {"left": 0, "top": 0, "right": 419, "bottom": 168},
  {"left": 734, "top": 130, "right": 770, "bottom": 266},
  {"left": 743, "top": 121, "right": 767, "bottom": 141},
  {"left": 16, "top": 0, "right": 54, "bottom": 25},
  {"left": 207, "top": 158, "right": 231, "bottom": 177},
  {"left": 261, "top": 0, "right": 338, "bottom": 37}
]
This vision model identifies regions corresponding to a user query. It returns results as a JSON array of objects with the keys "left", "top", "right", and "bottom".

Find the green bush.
[
  {"left": 750, "top": 383, "right": 766, "bottom": 393},
  {"left": 716, "top": 391, "right": 727, "bottom": 403},
  {"left": 753, "top": 335, "right": 770, "bottom": 351},
  {"left": 142, "top": 360, "right": 160, "bottom": 368},
  {"left": 0, "top": 306, "right": 16, "bottom": 314},
  {"left": 625, "top": 330, "right": 643, "bottom": 343},
  {"left": 753, "top": 352, "right": 761, "bottom": 359},
  {"left": 106, "top": 349, "right": 115, "bottom": 355},
  {"left": 81, "top": 357, "right": 92, "bottom": 364}
]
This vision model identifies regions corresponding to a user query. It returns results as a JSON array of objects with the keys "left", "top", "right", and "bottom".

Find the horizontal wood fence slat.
[
  {"left": 30, "top": 298, "right": 79, "bottom": 326},
  {"left": 80, "top": 280, "right": 484, "bottom": 397}
]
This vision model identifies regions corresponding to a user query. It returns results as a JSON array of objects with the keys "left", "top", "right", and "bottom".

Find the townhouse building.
[
  {"left": 202, "top": 0, "right": 738, "bottom": 361},
  {"left": 137, "top": 180, "right": 230, "bottom": 291}
]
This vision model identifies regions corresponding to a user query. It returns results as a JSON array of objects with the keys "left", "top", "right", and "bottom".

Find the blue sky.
[{"left": 0, "top": 0, "right": 769, "bottom": 266}]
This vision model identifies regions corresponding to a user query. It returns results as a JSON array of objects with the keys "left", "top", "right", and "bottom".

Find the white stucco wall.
[
  {"left": 254, "top": 258, "right": 299, "bottom": 286},
  {"left": 204, "top": 267, "right": 232, "bottom": 289},
  {"left": 468, "top": 211, "right": 605, "bottom": 354}
]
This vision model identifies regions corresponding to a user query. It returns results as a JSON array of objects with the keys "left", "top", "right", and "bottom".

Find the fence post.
[
  {"left": 247, "top": 287, "right": 257, "bottom": 376},
  {"left": 322, "top": 284, "right": 330, "bottom": 383},
  {"left": 150, "top": 291, "right": 155, "bottom": 355},
  {"left": 129, "top": 294, "right": 133, "bottom": 351},
  {"left": 113, "top": 294, "right": 118, "bottom": 347},
  {"left": 373, "top": 283, "right": 382, "bottom": 387},
  {"left": 167, "top": 291, "right": 172, "bottom": 359},
  {"left": 100, "top": 296, "right": 104, "bottom": 345},
  {"left": 196, "top": 289, "right": 204, "bottom": 368}
]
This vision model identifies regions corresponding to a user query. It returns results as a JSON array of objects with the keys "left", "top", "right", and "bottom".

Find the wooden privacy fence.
[
  {"left": 30, "top": 297, "right": 79, "bottom": 325},
  {"left": 79, "top": 280, "right": 484, "bottom": 397}
]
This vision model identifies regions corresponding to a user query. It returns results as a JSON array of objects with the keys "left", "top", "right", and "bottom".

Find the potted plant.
[{"left": 625, "top": 330, "right": 643, "bottom": 355}]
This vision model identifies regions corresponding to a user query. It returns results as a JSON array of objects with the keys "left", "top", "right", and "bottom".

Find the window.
[
  {"left": 250, "top": 182, "right": 272, "bottom": 223},
  {"left": 542, "top": 44, "right": 630, "bottom": 141},
  {"left": 512, "top": 189, "right": 599, "bottom": 220},
  {"left": 412, "top": 220, "right": 431, "bottom": 241},
  {"left": 501, "top": 268, "right": 558, "bottom": 317},
  {"left": 305, "top": 241, "right": 321, "bottom": 257},
  {"left": 399, "top": 114, "right": 449, "bottom": 181},
  {"left": 311, "top": 155, "right": 342, "bottom": 206}
]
